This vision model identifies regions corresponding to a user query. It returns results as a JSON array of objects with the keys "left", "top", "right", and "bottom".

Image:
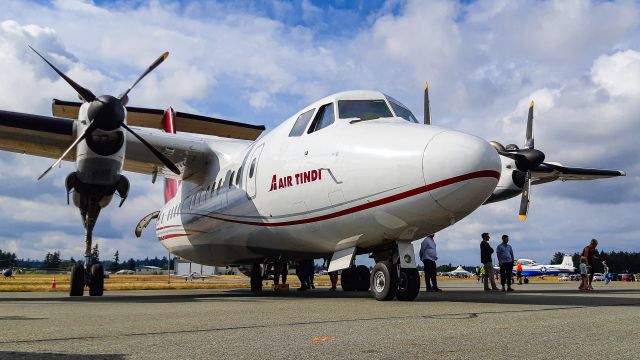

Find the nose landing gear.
[{"left": 369, "top": 242, "right": 420, "bottom": 301}]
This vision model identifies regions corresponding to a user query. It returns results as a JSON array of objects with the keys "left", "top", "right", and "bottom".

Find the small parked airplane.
[
  {"left": 515, "top": 255, "right": 575, "bottom": 283},
  {"left": 171, "top": 272, "right": 218, "bottom": 281},
  {"left": 2, "top": 268, "right": 15, "bottom": 279},
  {"left": 0, "top": 47, "right": 624, "bottom": 300}
]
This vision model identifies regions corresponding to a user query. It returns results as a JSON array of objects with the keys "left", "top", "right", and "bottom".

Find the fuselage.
[{"left": 155, "top": 90, "right": 501, "bottom": 266}]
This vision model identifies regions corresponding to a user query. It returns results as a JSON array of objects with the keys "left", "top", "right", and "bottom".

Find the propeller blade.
[
  {"left": 518, "top": 172, "right": 531, "bottom": 221},
  {"left": 119, "top": 52, "right": 169, "bottom": 101},
  {"left": 120, "top": 123, "right": 180, "bottom": 175},
  {"left": 525, "top": 100, "right": 534, "bottom": 149},
  {"left": 37, "top": 122, "right": 96, "bottom": 180},
  {"left": 423, "top": 81, "right": 431, "bottom": 125},
  {"left": 28, "top": 46, "right": 96, "bottom": 102}
]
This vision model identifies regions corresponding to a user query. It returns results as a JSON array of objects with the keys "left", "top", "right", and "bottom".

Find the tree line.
[
  {"left": 1, "top": 245, "right": 174, "bottom": 272},
  {"left": 551, "top": 251, "right": 640, "bottom": 273}
]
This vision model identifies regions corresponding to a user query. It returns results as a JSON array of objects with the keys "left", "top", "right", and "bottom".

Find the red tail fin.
[{"left": 163, "top": 107, "right": 180, "bottom": 203}]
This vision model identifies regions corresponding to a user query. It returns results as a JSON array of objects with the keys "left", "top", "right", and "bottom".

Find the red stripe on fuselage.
[{"left": 160, "top": 170, "right": 500, "bottom": 237}]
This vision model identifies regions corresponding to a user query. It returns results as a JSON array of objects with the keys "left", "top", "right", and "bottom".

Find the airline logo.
[{"left": 269, "top": 169, "right": 323, "bottom": 191}]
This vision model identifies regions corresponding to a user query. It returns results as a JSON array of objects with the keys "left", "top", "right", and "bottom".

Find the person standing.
[
  {"left": 582, "top": 239, "right": 599, "bottom": 290},
  {"left": 480, "top": 233, "right": 499, "bottom": 291},
  {"left": 603, "top": 260, "right": 611, "bottom": 285},
  {"left": 419, "top": 234, "right": 442, "bottom": 292},
  {"left": 516, "top": 260, "right": 523, "bottom": 285},
  {"left": 496, "top": 235, "right": 515, "bottom": 292}
]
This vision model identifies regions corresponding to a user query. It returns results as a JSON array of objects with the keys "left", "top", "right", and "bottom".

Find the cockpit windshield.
[
  {"left": 338, "top": 100, "right": 393, "bottom": 121},
  {"left": 385, "top": 95, "right": 419, "bottom": 123}
]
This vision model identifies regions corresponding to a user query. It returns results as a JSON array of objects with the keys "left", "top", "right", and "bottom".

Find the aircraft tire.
[
  {"left": 396, "top": 268, "right": 420, "bottom": 301},
  {"left": 89, "top": 264, "right": 104, "bottom": 296},
  {"left": 370, "top": 261, "right": 397, "bottom": 301},
  {"left": 341, "top": 267, "right": 357, "bottom": 291},
  {"left": 69, "top": 264, "right": 85, "bottom": 296},
  {"left": 355, "top": 265, "right": 370, "bottom": 291}
]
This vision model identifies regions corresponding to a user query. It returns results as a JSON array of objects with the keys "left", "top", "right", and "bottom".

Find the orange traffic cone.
[{"left": 51, "top": 276, "right": 56, "bottom": 289}]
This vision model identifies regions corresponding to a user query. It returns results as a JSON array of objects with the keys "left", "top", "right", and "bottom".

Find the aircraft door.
[{"left": 246, "top": 144, "right": 264, "bottom": 199}]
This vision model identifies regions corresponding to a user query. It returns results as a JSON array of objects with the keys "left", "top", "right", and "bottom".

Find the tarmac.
[{"left": 1, "top": 280, "right": 639, "bottom": 360}]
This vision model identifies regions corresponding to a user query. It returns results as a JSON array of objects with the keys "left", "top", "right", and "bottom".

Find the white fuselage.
[{"left": 155, "top": 91, "right": 502, "bottom": 266}]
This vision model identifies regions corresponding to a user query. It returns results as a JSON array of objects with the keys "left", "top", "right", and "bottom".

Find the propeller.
[
  {"left": 30, "top": 47, "right": 180, "bottom": 179},
  {"left": 493, "top": 101, "right": 544, "bottom": 221},
  {"left": 424, "top": 82, "right": 431, "bottom": 125}
]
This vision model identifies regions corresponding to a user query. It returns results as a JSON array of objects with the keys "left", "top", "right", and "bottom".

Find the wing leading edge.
[{"left": 52, "top": 99, "right": 265, "bottom": 141}]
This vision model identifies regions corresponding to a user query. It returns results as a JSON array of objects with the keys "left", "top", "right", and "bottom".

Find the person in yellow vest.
[{"left": 516, "top": 260, "right": 523, "bottom": 285}]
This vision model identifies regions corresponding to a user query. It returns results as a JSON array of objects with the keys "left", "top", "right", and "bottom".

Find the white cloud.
[{"left": 591, "top": 50, "right": 640, "bottom": 98}]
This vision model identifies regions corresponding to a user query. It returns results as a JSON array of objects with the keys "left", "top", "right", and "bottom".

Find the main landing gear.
[{"left": 250, "top": 263, "right": 263, "bottom": 293}]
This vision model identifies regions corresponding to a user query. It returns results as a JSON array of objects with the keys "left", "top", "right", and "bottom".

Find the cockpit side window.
[
  {"left": 289, "top": 108, "right": 315, "bottom": 137},
  {"left": 385, "top": 95, "right": 419, "bottom": 123},
  {"left": 308, "top": 103, "right": 334, "bottom": 134},
  {"left": 338, "top": 100, "right": 392, "bottom": 121}
]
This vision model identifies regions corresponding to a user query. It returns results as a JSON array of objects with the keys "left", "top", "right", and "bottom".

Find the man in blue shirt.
[
  {"left": 419, "top": 234, "right": 442, "bottom": 292},
  {"left": 496, "top": 234, "right": 515, "bottom": 292}
]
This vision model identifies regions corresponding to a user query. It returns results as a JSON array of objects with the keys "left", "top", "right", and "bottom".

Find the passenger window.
[
  {"left": 217, "top": 179, "right": 223, "bottom": 193},
  {"left": 308, "top": 103, "right": 334, "bottom": 134},
  {"left": 236, "top": 167, "right": 243, "bottom": 186},
  {"left": 249, "top": 159, "right": 256, "bottom": 178},
  {"left": 229, "top": 171, "right": 235, "bottom": 188},
  {"left": 289, "top": 108, "right": 315, "bottom": 137}
]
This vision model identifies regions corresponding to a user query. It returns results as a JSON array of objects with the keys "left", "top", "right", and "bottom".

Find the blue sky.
[{"left": 0, "top": 0, "right": 638, "bottom": 266}]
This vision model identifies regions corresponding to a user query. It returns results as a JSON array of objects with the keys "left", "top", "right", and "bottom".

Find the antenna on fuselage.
[{"left": 424, "top": 81, "right": 431, "bottom": 125}]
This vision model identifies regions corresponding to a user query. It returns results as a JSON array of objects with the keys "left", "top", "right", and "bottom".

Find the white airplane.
[
  {"left": 0, "top": 48, "right": 625, "bottom": 301},
  {"left": 514, "top": 255, "right": 575, "bottom": 283},
  {"left": 171, "top": 272, "right": 218, "bottom": 281}
]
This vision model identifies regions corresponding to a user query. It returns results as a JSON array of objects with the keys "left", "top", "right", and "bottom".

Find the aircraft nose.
[{"left": 422, "top": 130, "right": 501, "bottom": 219}]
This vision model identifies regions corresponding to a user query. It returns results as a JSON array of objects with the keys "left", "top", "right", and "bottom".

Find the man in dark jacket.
[{"left": 480, "top": 233, "right": 499, "bottom": 291}]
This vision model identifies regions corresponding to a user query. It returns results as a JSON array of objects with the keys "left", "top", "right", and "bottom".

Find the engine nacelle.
[
  {"left": 75, "top": 103, "right": 126, "bottom": 187},
  {"left": 484, "top": 154, "right": 525, "bottom": 204}
]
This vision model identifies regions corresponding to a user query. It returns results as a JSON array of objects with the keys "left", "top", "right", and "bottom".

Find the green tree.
[
  {"left": 42, "top": 251, "right": 61, "bottom": 270},
  {"left": 550, "top": 252, "right": 564, "bottom": 265},
  {"left": 90, "top": 244, "right": 100, "bottom": 264},
  {"left": 126, "top": 258, "right": 136, "bottom": 271},
  {"left": 111, "top": 251, "right": 120, "bottom": 272}
]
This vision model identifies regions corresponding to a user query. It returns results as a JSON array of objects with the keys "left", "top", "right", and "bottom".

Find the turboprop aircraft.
[{"left": 0, "top": 47, "right": 625, "bottom": 301}]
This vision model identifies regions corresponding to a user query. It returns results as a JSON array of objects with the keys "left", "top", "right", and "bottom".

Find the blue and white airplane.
[{"left": 516, "top": 255, "right": 575, "bottom": 282}]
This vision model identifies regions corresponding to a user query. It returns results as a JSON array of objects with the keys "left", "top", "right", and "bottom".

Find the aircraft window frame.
[
  {"left": 289, "top": 108, "right": 316, "bottom": 137},
  {"left": 307, "top": 103, "right": 335, "bottom": 134},
  {"left": 217, "top": 179, "right": 223, "bottom": 193},
  {"left": 385, "top": 95, "right": 419, "bottom": 123},
  {"left": 229, "top": 171, "right": 235, "bottom": 188},
  {"left": 249, "top": 159, "right": 256, "bottom": 178},
  {"left": 337, "top": 99, "right": 393, "bottom": 121},
  {"left": 236, "top": 167, "right": 243, "bottom": 186}
]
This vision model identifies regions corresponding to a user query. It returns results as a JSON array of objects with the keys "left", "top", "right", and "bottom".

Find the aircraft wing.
[
  {"left": 0, "top": 101, "right": 265, "bottom": 180},
  {"left": 531, "top": 162, "right": 625, "bottom": 185}
]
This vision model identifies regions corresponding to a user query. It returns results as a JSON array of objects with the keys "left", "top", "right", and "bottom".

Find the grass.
[{"left": 0, "top": 274, "right": 335, "bottom": 292}]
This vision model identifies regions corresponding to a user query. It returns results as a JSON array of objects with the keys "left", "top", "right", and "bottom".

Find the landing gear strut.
[
  {"left": 69, "top": 193, "right": 106, "bottom": 297},
  {"left": 369, "top": 242, "right": 420, "bottom": 301}
]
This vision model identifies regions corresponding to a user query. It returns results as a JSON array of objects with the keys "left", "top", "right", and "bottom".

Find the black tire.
[
  {"left": 340, "top": 267, "right": 357, "bottom": 291},
  {"left": 89, "top": 264, "right": 104, "bottom": 296},
  {"left": 355, "top": 265, "right": 371, "bottom": 291},
  {"left": 69, "top": 264, "right": 85, "bottom": 297},
  {"left": 524, "top": 277, "right": 529, "bottom": 284},
  {"left": 370, "top": 261, "right": 397, "bottom": 301},
  {"left": 396, "top": 268, "right": 420, "bottom": 301}
]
